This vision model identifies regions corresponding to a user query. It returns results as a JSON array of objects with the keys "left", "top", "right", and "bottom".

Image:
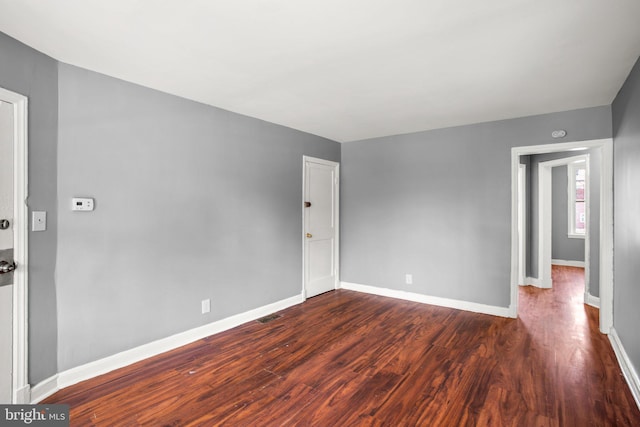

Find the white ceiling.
[{"left": 1, "top": 0, "right": 639, "bottom": 142}]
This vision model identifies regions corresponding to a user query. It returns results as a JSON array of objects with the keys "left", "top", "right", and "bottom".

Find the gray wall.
[
  {"left": 341, "top": 106, "right": 611, "bottom": 308},
  {"left": 56, "top": 64, "right": 340, "bottom": 370},
  {"left": 588, "top": 148, "right": 601, "bottom": 297},
  {"left": 612, "top": 56, "right": 640, "bottom": 385},
  {"left": 0, "top": 33, "right": 58, "bottom": 384},
  {"left": 526, "top": 149, "right": 601, "bottom": 298}
]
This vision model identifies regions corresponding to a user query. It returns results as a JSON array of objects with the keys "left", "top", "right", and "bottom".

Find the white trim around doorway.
[
  {"left": 0, "top": 86, "right": 29, "bottom": 403},
  {"left": 510, "top": 139, "right": 613, "bottom": 334}
]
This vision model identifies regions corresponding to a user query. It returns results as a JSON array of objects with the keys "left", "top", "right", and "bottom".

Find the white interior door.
[
  {"left": 303, "top": 157, "right": 339, "bottom": 298},
  {"left": 0, "top": 99, "right": 14, "bottom": 403}
]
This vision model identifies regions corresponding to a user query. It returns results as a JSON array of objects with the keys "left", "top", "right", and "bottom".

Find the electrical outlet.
[
  {"left": 32, "top": 211, "right": 47, "bottom": 231},
  {"left": 201, "top": 299, "right": 210, "bottom": 314},
  {"left": 405, "top": 274, "right": 413, "bottom": 285}
]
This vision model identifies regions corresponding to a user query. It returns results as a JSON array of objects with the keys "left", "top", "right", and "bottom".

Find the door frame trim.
[
  {"left": 517, "top": 164, "right": 526, "bottom": 285},
  {"left": 511, "top": 138, "right": 613, "bottom": 333},
  {"left": 302, "top": 156, "right": 340, "bottom": 299},
  {"left": 0, "top": 87, "right": 29, "bottom": 403},
  {"left": 537, "top": 154, "right": 589, "bottom": 290}
]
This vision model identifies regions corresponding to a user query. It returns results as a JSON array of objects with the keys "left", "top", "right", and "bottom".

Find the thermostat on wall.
[{"left": 72, "top": 197, "right": 94, "bottom": 211}]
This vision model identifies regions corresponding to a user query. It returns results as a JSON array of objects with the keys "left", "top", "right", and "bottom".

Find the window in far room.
[{"left": 568, "top": 161, "right": 586, "bottom": 238}]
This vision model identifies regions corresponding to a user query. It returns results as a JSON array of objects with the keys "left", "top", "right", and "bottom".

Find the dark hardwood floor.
[{"left": 44, "top": 266, "right": 640, "bottom": 425}]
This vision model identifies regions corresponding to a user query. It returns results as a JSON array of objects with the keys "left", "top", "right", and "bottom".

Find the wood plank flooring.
[{"left": 44, "top": 266, "right": 640, "bottom": 425}]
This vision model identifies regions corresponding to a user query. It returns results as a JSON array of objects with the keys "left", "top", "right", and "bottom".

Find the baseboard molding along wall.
[
  {"left": 339, "top": 281, "right": 512, "bottom": 318},
  {"left": 584, "top": 292, "right": 600, "bottom": 308},
  {"left": 30, "top": 375, "right": 59, "bottom": 404},
  {"left": 552, "top": 259, "right": 586, "bottom": 268},
  {"left": 14, "top": 384, "right": 31, "bottom": 404},
  {"left": 609, "top": 328, "right": 640, "bottom": 410},
  {"left": 523, "top": 276, "right": 543, "bottom": 288},
  {"left": 523, "top": 276, "right": 552, "bottom": 289},
  {"left": 31, "top": 293, "right": 304, "bottom": 403}
]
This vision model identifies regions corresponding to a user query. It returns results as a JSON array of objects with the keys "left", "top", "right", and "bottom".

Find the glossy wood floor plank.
[{"left": 44, "top": 266, "right": 640, "bottom": 425}]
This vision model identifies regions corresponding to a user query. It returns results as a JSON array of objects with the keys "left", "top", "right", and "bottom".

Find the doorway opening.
[
  {"left": 510, "top": 139, "right": 613, "bottom": 334},
  {"left": 536, "top": 154, "right": 590, "bottom": 291}
]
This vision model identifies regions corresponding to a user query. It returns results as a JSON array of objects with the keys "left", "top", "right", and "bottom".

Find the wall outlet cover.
[
  {"left": 32, "top": 211, "right": 47, "bottom": 232},
  {"left": 201, "top": 299, "right": 211, "bottom": 314}
]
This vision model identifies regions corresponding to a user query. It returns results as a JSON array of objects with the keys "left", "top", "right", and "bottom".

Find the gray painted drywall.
[
  {"left": 587, "top": 147, "right": 601, "bottom": 298},
  {"left": 56, "top": 64, "right": 340, "bottom": 370},
  {"left": 520, "top": 155, "right": 532, "bottom": 278},
  {"left": 341, "top": 106, "right": 611, "bottom": 308},
  {"left": 612, "top": 56, "right": 640, "bottom": 384},
  {"left": 0, "top": 32, "right": 58, "bottom": 384},
  {"left": 527, "top": 149, "right": 600, "bottom": 297}
]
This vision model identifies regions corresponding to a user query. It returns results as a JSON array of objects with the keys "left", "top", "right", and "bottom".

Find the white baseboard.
[
  {"left": 520, "top": 277, "right": 540, "bottom": 288},
  {"left": 30, "top": 375, "right": 58, "bottom": 404},
  {"left": 31, "top": 294, "right": 304, "bottom": 402},
  {"left": 552, "top": 259, "right": 585, "bottom": 268},
  {"left": 525, "top": 276, "right": 552, "bottom": 289},
  {"left": 339, "top": 281, "right": 511, "bottom": 318},
  {"left": 14, "top": 384, "right": 31, "bottom": 404},
  {"left": 584, "top": 292, "right": 600, "bottom": 308},
  {"left": 609, "top": 328, "right": 640, "bottom": 410}
]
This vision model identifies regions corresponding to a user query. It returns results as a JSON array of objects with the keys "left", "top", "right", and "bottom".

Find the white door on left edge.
[
  {"left": 0, "top": 100, "right": 14, "bottom": 403},
  {"left": 303, "top": 157, "right": 339, "bottom": 298}
]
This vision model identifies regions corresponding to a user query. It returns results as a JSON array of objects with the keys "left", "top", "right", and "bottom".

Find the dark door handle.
[{"left": 0, "top": 260, "right": 16, "bottom": 274}]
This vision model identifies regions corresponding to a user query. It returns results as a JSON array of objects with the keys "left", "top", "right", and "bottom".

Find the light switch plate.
[{"left": 32, "top": 211, "right": 46, "bottom": 232}]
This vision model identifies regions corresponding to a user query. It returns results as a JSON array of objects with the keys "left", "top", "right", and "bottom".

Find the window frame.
[{"left": 567, "top": 159, "right": 588, "bottom": 239}]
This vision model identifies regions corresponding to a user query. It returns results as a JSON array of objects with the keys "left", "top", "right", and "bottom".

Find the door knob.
[
  {"left": 306, "top": 233, "right": 313, "bottom": 238},
  {"left": 0, "top": 260, "right": 16, "bottom": 274},
  {"left": 0, "top": 219, "right": 9, "bottom": 230}
]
